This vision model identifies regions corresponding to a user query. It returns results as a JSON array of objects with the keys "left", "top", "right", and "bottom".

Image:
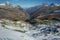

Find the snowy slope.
[
  {"left": 0, "top": 19, "right": 35, "bottom": 40},
  {"left": 0, "top": 19, "right": 60, "bottom": 40}
]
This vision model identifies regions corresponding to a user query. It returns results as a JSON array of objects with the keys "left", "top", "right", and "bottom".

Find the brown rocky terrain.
[
  {"left": 27, "top": 4, "right": 60, "bottom": 23},
  {"left": 0, "top": 3, "right": 29, "bottom": 21}
]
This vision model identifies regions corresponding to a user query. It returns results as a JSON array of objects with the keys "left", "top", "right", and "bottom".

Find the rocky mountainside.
[
  {"left": 25, "top": 3, "right": 60, "bottom": 17},
  {"left": 24, "top": 5, "right": 42, "bottom": 16},
  {"left": 0, "top": 2, "right": 29, "bottom": 21},
  {"left": 25, "top": 3, "right": 60, "bottom": 24}
]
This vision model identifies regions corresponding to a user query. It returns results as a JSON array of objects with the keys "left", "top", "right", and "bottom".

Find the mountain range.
[
  {"left": 0, "top": 3, "right": 60, "bottom": 24},
  {"left": 25, "top": 3, "right": 60, "bottom": 23}
]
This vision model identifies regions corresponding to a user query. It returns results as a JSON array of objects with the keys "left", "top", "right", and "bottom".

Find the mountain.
[
  {"left": 25, "top": 3, "right": 60, "bottom": 16},
  {"left": 24, "top": 5, "right": 42, "bottom": 16},
  {"left": 0, "top": 2, "right": 29, "bottom": 21},
  {"left": 25, "top": 3, "right": 60, "bottom": 24},
  {"left": 33, "top": 4, "right": 59, "bottom": 16},
  {"left": 24, "top": 4, "right": 49, "bottom": 16}
]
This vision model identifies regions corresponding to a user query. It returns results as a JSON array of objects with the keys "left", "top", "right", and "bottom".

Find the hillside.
[
  {"left": 0, "top": 3, "right": 29, "bottom": 21},
  {"left": 25, "top": 4, "right": 60, "bottom": 24}
]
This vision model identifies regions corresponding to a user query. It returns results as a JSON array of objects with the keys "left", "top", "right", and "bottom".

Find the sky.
[{"left": 0, "top": 0, "right": 60, "bottom": 8}]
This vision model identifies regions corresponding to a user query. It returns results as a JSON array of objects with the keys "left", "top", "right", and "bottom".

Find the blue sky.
[{"left": 0, "top": 0, "right": 60, "bottom": 8}]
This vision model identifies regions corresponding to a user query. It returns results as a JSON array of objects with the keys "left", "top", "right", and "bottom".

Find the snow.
[
  {"left": 0, "top": 26, "right": 24, "bottom": 40},
  {"left": 0, "top": 23, "right": 35, "bottom": 40},
  {"left": 0, "top": 3, "right": 6, "bottom": 6},
  {"left": 0, "top": 19, "right": 60, "bottom": 40},
  {"left": 0, "top": 19, "right": 34, "bottom": 40}
]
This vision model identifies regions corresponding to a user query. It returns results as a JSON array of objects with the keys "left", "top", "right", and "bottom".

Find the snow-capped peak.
[
  {"left": 55, "top": 4, "right": 60, "bottom": 6},
  {"left": 0, "top": 3, "right": 6, "bottom": 6},
  {"left": 0, "top": 1, "right": 10, "bottom": 6}
]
